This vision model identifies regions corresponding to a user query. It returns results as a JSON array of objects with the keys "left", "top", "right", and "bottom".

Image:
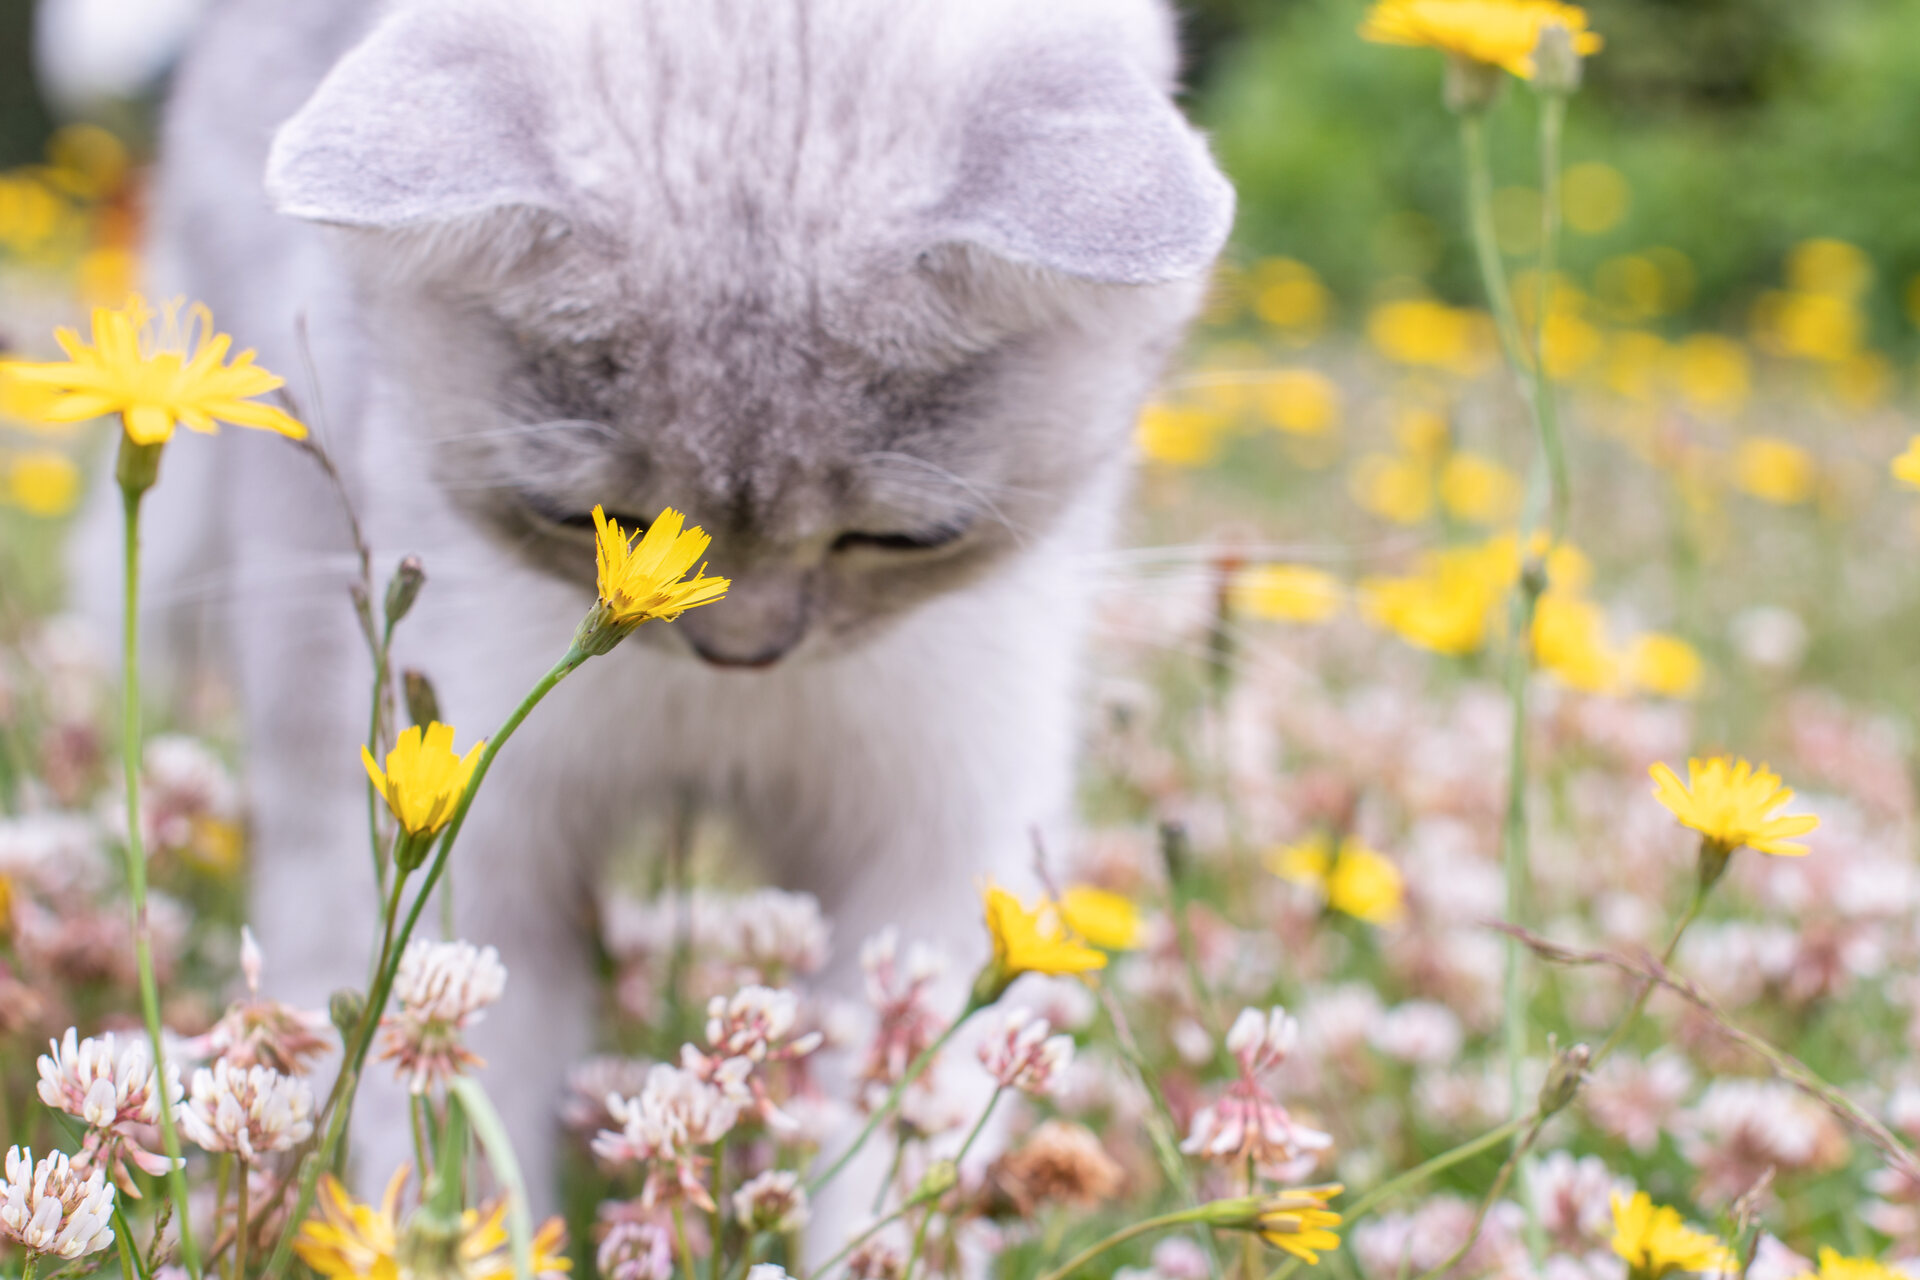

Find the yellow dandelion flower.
[
  {"left": 592, "top": 505, "right": 731, "bottom": 628},
  {"left": 1732, "top": 437, "right": 1816, "bottom": 506},
  {"left": 1609, "top": 1191, "right": 1735, "bottom": 1280},
  {"left": 296, "top": 1169, "right": 406, "bottom": 1280},
  {"left": 1256, "top": 369, "right": 1342, "bottom": 437},
  {"left": 1648, "top": 757, "right": 1818, "bottom": 858},
  {"left": 1256, "top": 1184, "right": 1344, "bottom": 1264},
  {"left": 1796, "top": 1248, "right": 1901, "bottom": 1280},
  {"left": 1137, "top": 403, "right": 1226, "bottom": 467},
  {"left": 1890, "top": 436, "right": 1920, "bottom": 491},
  {"left": 1629, "top": 633, "right": 1703, "bottom": 700},
  {"left": 1267, "top": 835, "right": 1405, "bottom": 926},
  {"left": 1673, "top": 334, "right": 1749, "bottom": 420},
  {"left": 1252, "top": 259, "right": 1331, "bottom": 336},
  {"left": 1, "top": 295, "right": 306, "bottom": 446},
  {"left": 1532, "top": 591, "right": 1621, "bottom": 695},
  {"left": 979, "top": 881, "right": 1107, "bottom": 995},
  {"left": 5, "top": 450, "right": 81, "bottom": 517},
  {"left": 1350, "top": 452, "right": 1435, "bottom": 525},
  {"left": 362, "top": 722, "right": 485, "bottom": 839},
  {"left": 1360, "top": 0, "right": 1602, "bottom": 79},
  {"left": 463, "top": 1205, "right": 571, "bottom": 1280},
  {"left": 1230, "top": 564, "right": 1344, "bottom": 624},
  {"left": 1438, "top": 452, "right": 1521, "bottom": 525},
  {"left": 1058, "top": 886, "right": 1142, "bottom": 951}
]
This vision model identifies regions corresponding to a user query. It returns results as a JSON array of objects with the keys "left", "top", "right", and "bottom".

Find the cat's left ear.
[
  {"left": 931, "top": 43, "right": 1235, "bottom": 286},
  {"left": 265, "top": 6, "right": 566, "bottom": 233}
]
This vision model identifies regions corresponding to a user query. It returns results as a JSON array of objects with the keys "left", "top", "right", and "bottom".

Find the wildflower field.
[{"left": 4, "top": 5, "right": 1920, "bottom": 1280}]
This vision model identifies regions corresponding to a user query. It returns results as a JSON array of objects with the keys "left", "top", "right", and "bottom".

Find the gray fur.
[{"left": 105, "top": 0, "right": 1231, "bottom": 1231}]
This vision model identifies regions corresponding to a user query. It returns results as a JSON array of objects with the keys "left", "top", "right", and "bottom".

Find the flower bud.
[
  {"left": 384, "top": 556, "right": 426, "bottom": 626},
  {"left": 403, "top": 669, "right": 441, "bottom": 731},
  {"left": 115, "top": 435, "right": 164, "bottom": 497},
  {"left": 1537, "top": 1039, "right": 1591, "bottom": 1116},
  {"left": 911, "top": 1159, "right": 959, "bottom": 1205},
  {"left": 1531, "top": 21, "right": 1584, "bottom": 96},
  {"left": 329, "top": 988, "right": 366, "bottom": 1039},
  {"left": 1444, "top": 54, "right": 1505, "bottom": 115}
]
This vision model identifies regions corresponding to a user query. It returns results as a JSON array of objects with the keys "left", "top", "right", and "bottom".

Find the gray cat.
[{"left": 109, "top": 0, "right": 1231, "bottom": 1222}]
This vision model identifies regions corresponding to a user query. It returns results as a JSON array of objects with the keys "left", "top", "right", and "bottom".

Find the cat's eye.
[
  {"left": 522, "top": 494, "right": 648, "bottom": 535},
  {"left": 832, "top": 520, "right": 970, "bottom": 554}
]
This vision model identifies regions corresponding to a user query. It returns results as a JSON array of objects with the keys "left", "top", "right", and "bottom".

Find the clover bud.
[{"left": 910, "top": 1160, "right": 959, "bottom": 1205}]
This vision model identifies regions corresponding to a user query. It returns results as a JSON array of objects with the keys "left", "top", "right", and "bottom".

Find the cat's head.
[{"left": 267, "top": 0, "right": 1232, "bottom": 668}]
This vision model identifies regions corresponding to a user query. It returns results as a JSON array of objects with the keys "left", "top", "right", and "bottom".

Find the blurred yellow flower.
[
  {"left": 1268, "top": 834, "right": 1405, "bottom": 926},
  {"left": 78, "top": 246, "right": 139, "bottom": 307},
  {"left": 1542, "top": 310, "right": 1602, "bottom": 378},
  {"left": 1829, "top": 350, "right": 1891, "bottom": 412},
  {"left": 362, "top": 722, "right": 485, "bottom": 839},
  {"left": 296, "top": 1168, "right": 569, "bottom": 1280},
  {"left": 5, "top": 450, "right": 81, "bottom": 517},
  {"left": 1252, "top": 258, "right": 1330, "bottom": 337},
  {"left": 1673, "top": 335, "right": 1749, "bottom": 419},
  {"left": 1360, "top": 542, "right": 1509, "bottom": 655},
  {"left": 44, "top": 124, "right": 129, "bottom": 201},
  {"left": 1562, "top": 162, "right": 1629, "bottom": 235},
  {"left": 1732, "top": 437, "right": 1815, "bottom": 506},
  {"left": 1439, "top": 452, "right": 1521, "bottom": 524},
  {"left": 1368, "top": 299, "right": 1491, "bottom": 375},
  {"left": 1231, "top": 564, "right": 1345, "bottom": 623},
  {"left": 1255, "top": 1184, "right": 1344, "bottom": 1263},
  {"left": 1786, "top": 238, "right": 1872, "bottom": 300},
  {"left": 1, "top": 295, "right": 307, "bottom": 446},
  {"left": 1137, "top": 403, "right": 1226, "bottom": 467},
  {"left": 981, "top": 882, "right": 1108, "bottom": 987},
  {"left": 1532, "top": 592, "right": 1620, "bottom": 694},
  {"left": 1793, "top": 1248, "right": 1901, "bottom": 1280},
  {"left": 1767, "top": 290, "right": 1864, "bottom": 363},
  {"left": 1609, "top": 1191, "right": 1734, "bottom": 1280},
  {"left": 1351, "top": 452, "right": 1434, "bottom": 524},
  {"left": 1596, "top": 258, "right": 1669, "bottom": 322},
  {"left": 592, "top": 505, "right": 731, "bottom": 628},
  {"left": 1649, "top": 757, "right": 1818, "bottom": 858},
  {"left": 1359, "top": 0, "right": 1602, "bottom": 79},
  {"left": 1891, "top": 436, "right": 1920, "bottom": 491},
  {"left": 1628, "top": 633, "right": 1703, "bottom": 699},
  {"left": 1256, "top": 369, "right": 1341, "bottom": 436},
  {"left": 0, "top": 173, "right": 64, "bottom": 251},
  {"left": 1604, "top": 330, "right": 1669, "bottom": 401},
  {"left": 1059, "top": 886, "right": 1142, "bottom": 951}
]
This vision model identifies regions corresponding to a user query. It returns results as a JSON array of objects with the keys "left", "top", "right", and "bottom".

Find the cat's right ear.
[{"left": 265, "top": 8, "right": 566, "bottom": 239}]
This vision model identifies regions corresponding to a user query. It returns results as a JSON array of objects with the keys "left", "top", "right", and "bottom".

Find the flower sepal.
[{"left": 115, "top": 434, "right": 164, "bottom": 499}]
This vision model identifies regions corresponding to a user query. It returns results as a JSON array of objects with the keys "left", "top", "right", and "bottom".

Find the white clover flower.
[
  {"left": 723, "top": 889, "right": 829, "bottom": 979},
  {"left": 978, "top": 1009, "right": 1074, "bottom": 1097},
  {"left": 378, "top": 938, "right": 507, "bottom": 1093},
  {"left": 391, "top": 939, "right": 507, "bottom": 1025},
  {"left": 35, "top": 1028, "right": 183, "bottom": 1193},
  {"left": 180, "top": 1059, "right": 314, "bottom": 1159},
  {"left": 747, "top": 1267, "right": 792, "bottom": 1280},
  {"left": 705, "top": 986, "right": 822, "bottom": 1062},
  {"left": 597, "top": 1220, "right": 674, "bottom": 1280},
  {"left": 0, "top": 1146, "right": 115, "bottom": 1260},
  {"left": 732, "top": 1170, "right": 810, "bottom": 1234},
  {"left": 592, "top": 1064, "right": 741, "bottom": 1209}
]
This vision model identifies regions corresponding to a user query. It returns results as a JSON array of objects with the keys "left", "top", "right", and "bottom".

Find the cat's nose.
[{"left": 674, "top": 570, "right": 811, "bottom": 670}]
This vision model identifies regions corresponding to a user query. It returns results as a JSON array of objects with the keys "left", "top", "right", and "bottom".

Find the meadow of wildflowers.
[{"left": 4, "top": 5, "right": 1920, "bottom": 1280}]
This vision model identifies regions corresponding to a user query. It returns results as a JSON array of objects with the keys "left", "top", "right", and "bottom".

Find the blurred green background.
[{"left": 4, "top": 0, "right": 1918, "bottom": 343}]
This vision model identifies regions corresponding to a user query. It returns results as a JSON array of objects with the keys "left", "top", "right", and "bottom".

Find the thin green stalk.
[
  {"left": 365, "top": 617, "right": 396, "bottom": 902},
  {"left": 1530, "top": 93, "right": 1571, "bottom": 545},
  {"left": 118, "top": 479, "right": 202, "bottom": 1280},
  {"left": 1459, "top": 113, "right": 1531, "bottom": 376},
  {"left": 24, "top": 1249, "right": 40, "bottom": 1280},
  {"left": 262, "top": 647, "right": 588, "bottom": 1280},
  {"left": 809, "top": 1199, "right": 917, "bottom": 1279},
  {"left": 1411, "top": 1113, "right": 1546, "bottom": 1280},
  {"left": 1590, "top": 878, "right": 1707, "bottom": 1070},
  {"left": 234, "top": 1160, "right": 251, "bottom": 1280},
  {"left": 901, "top": 1089, "right": 1003, "bottom": 1280},
  {"left": 674, "top": 1206, "right": 697, "bottom": 1280},
  {"left": 872, "top": 1136, "right": 908, "bottom": 1215},
  {"left": 1034, "top": 1205, "right": 1217, "bottom": 1280},
  {"left": 807, "top": 1010, "right": 974, "bottom": 1197},
  {"left": 113, "top": 1212, "right": 146, "bottom": 1280}
]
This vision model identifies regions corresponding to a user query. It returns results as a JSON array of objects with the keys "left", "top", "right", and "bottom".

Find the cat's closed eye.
[
  {"left": 832, "top": 520, "right": 970, "bottom": 554},
  {"left": 521, "top": 493, "right": 650, "bottom": 535}
]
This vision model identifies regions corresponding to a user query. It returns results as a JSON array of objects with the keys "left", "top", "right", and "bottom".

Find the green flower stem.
[
  {"left": 1459, "top": 112, "right": 1531, "bottom": 379},
  {"left": 806, "top": 1003, "right": 977, "bottom": 1197},
  {"left": 675, "top": 1206, "right": 697, "bottom": 1280},
  {"left": 1589, "top": 874, "right": 1709, "bottom": 1070},
  {"left": 261, "top": 645, "right": 589, "bottom": 1280},
  {"left": 901, "top": 1088, "right": 1003, "bottom": 1280},
  {"left": 364, "top": 615, "right": 397, "bottom": 901},
  {"left": 1033, "top": 1205, "right": 1220, "bottom": 1280},
  {"left": 809, "top": 1199, "right": 916, "bottom": 1279},
  {"left": 117, "top": 469, "right": 203, "bottom": 1280},
  {"left": 1411, "top": 1112, "right": 1547, "bottom": 1280},
  {"left": 234, "top": 1158, "right": 251, "bottom": 1280},
  {"left": 1530, "top": 93, "right": 1571, "bottom": 545},
  {"left": 1261, "top": 1116, "right": 1529, "bottom": 1280},
  {"left": 23, "top": 1250, "right": 39, "bottom": 1280},
  {"left": 113, "top": 1210, "right": 148, "bottom": 1280}
]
